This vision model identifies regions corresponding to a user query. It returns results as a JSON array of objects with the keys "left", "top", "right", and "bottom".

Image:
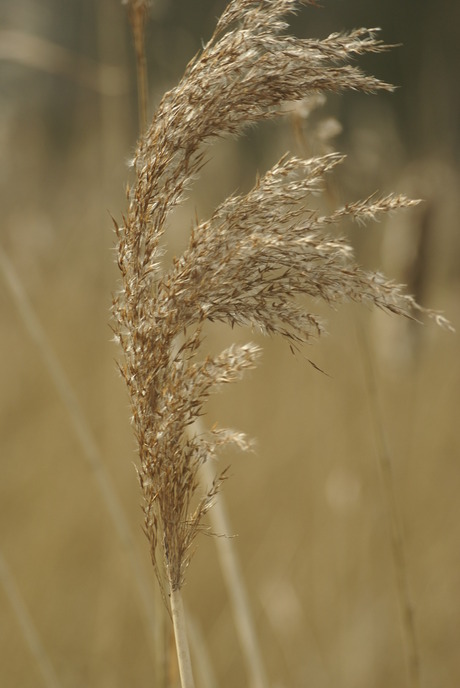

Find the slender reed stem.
[
  {"left": 134, "top": 30, "right": 148, "bottom": 133},
  {"left": 357, "top": 321, "right": 421, "bottom": 688},
  {"left": 202, "top": 459, "right": 269, "bottom": 688},
  {"left": 125, "top": 0, "right": 149, "bottom": 132},
  {"left": 186, "top": 613, "right": 218, "bottom": 688},
  {"left": 169, "top": 584, "right": 196, "bottom": 688}
]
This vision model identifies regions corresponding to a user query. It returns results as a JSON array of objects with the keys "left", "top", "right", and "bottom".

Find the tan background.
[{"left": 1, "top": 1, "right": 459, "bottom": 686}]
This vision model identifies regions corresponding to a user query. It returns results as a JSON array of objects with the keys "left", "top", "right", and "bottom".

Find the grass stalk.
[
  {"left": 169, "top": 585, "right": 196, "bottom": 688},
  {"left": 202, "top": 458, "right": 269, "bottom": 688},
  {"left": 186, "top": 613, "right": 218, "bottom": 688},
  {"left": 124, "top": 4, "right": 268, "bottom": 679},
  {"left": 124, "top": 0, "right": 149, "bottom": 133},
  {"left": 357, "top": 321, "right": 421, "bottom": 688}
]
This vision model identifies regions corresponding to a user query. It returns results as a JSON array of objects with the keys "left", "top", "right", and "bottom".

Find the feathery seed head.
[{"left": 114, "top": 0, "right": 450, "bottom": 591}]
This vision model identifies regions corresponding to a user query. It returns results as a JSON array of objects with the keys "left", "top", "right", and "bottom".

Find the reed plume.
[{"left": 112, "top": 1, "right": 450, "bottom": 684}]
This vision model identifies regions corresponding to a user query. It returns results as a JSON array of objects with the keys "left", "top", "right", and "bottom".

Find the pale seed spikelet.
[{"left": 113, "top": 0, "right": 449, "bottom": 601}]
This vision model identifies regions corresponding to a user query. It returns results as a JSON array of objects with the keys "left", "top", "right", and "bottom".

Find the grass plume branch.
[{"left": 113, "top": 1, "right": 451, "bottom": 684}]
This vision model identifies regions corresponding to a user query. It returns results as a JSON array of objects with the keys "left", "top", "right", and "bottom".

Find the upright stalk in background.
[
  {"left": 113, "top": 2, "right": 451, "bottom": 685},
  {"left": 357, "top": 323, "right": 422, "bottom": 688},
  {"left": 124, "top": 0, "right": 149, "bottom": 132}
]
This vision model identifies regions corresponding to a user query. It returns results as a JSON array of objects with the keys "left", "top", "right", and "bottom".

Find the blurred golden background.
[{"left": 1, "top": 1, "right": 459, "bottom": 687}]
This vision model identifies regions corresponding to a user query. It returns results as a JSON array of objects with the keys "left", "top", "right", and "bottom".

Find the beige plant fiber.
[{"left": 113, "top": 0, "right": 450, "bottom": 609}]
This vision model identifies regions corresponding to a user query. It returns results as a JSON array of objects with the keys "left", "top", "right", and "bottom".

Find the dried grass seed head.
[{"left": 114, "top": 0, "right": 451, "bottom": 592}]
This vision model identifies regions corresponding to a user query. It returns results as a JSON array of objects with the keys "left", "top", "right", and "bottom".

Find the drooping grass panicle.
[
  {"left": 113, "top": 0, "right": 450, "bottom": 612},
  {"left": 118, "top": 3, "right": 394, "bottom": 295}
]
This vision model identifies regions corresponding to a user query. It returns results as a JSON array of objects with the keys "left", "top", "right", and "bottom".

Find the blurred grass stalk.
[
  {"left": 0, "top": 244, "right": 164, "bottom": 682},
  {"left": 199, "top": 436, "right": 269, "bottom": 688},
  {"left": 357, "top": 321, "right": 421, "bottom": 688},
  {"left": 124, "top": 0, "right": 149, "bottom": 133}
]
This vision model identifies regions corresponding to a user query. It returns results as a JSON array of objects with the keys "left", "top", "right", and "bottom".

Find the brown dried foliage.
[{"left": 112, "top": 0, "right": 449, "bottom": 593}]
